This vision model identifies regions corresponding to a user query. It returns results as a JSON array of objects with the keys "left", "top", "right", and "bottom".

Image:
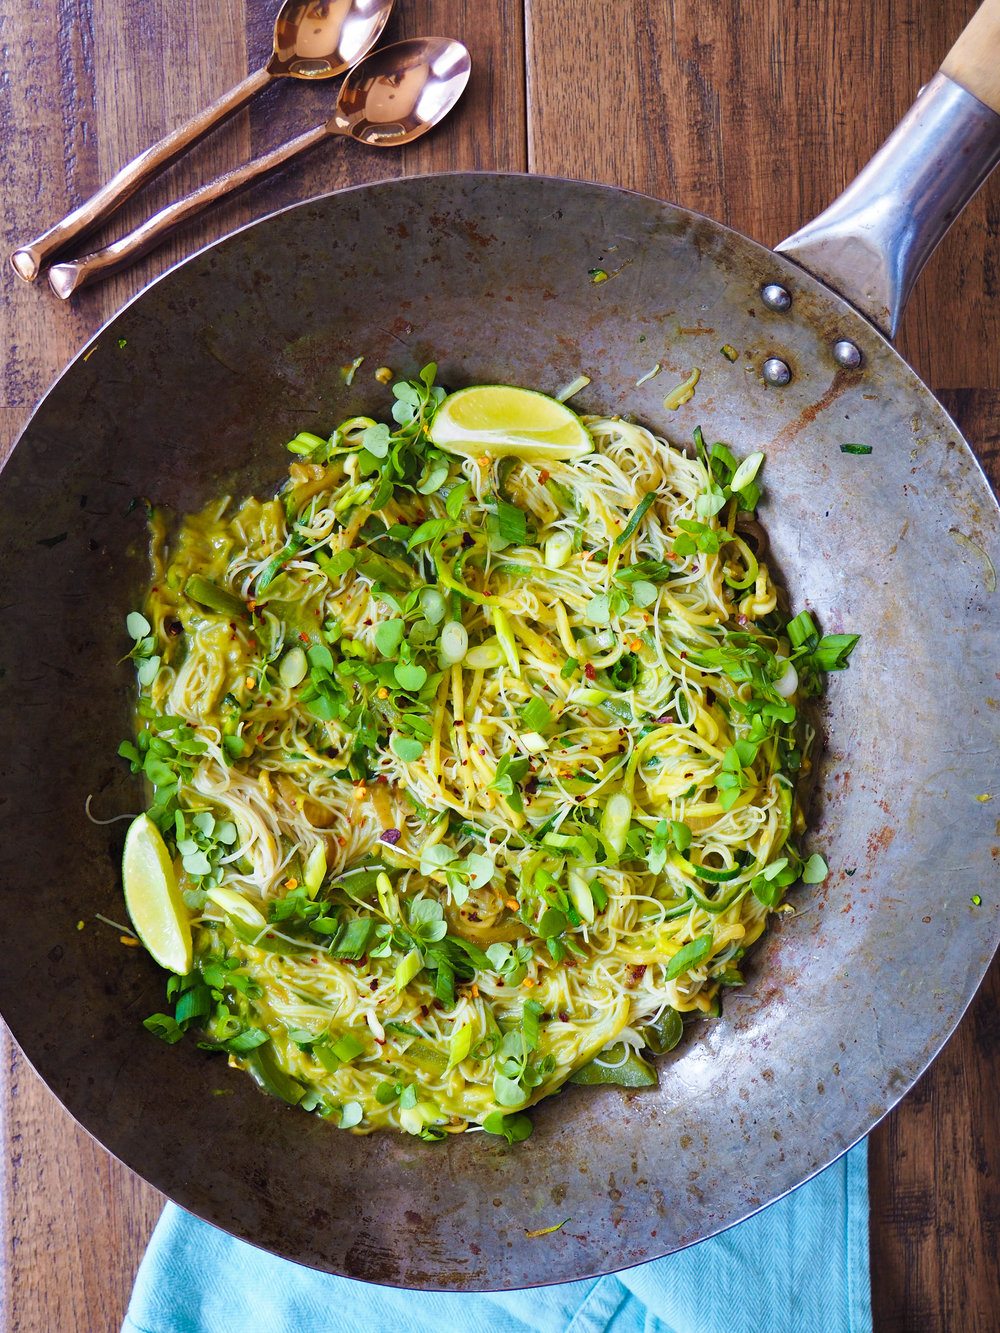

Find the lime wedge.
[
  {"left": 429, "top": 384, "right": 593, "bottom": 462},
  {"left": 122, "top": 813, "right": 192, "bottom": 974}
]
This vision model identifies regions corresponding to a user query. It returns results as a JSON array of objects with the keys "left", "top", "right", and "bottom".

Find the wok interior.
[{"left": 0, "top": 175, "right": 996, "bottom": 1287}]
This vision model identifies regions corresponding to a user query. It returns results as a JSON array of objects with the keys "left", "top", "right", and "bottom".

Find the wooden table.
[{"left": 1, "top": 2, "right": 997, "bottom": 1328}]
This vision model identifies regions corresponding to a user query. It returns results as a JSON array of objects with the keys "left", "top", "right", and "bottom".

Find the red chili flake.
[
  {"left": 679, "top": 651, "right": 687, "bottom": 660},
  {"left": 479, "top": 748, "right": 487, "bottom": 756},
  {"left": 626, "top": 964, "right": 647, "bottom": 986},
  {"left": 455, "top": 720, "right": 464, "bottom": 727},
  {"left": 369, "top": 978, "right": 379, "bottom": 991},
  {"left": 736, "top": 614, "right": 748, "bottom": 627},
  {"left": 655, "top": 714, "right": 674, "bottom": 724},
  {"left": 256, "top": 733, "right": 265, "bottom": 741},
  {"left": 363, "top": 618, "right": 373, "bottom": 627},
  {"left": 558, "top": 1011, "right": 569, "bottom": 1023},
  {"left": 380, "top": 828, "right": 402, "bottom": 845},
  {"left": 585, "top": 663, "right": 597, "bottom": 680},
  {"left": 299, "top": 631, "right": 311, "bottom": 643},
  {"left": 538, "top": 469, "right": 550, "bottom": 484}
]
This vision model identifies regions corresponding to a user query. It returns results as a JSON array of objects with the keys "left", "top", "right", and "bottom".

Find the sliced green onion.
[
  {"left": 519, "top": 732, "right": 548, "bottom": 755},
  {"left": 730, "top": 450, "right": 765, "bottom": 493},
  {"left": 394, "top": 947, "right": 423, "bottom": 990},
  {"left": 446, "top": 1022, "right": 473, "bottom": 1070},
  {"left": 286, "top": 430, "right": 327, "bottom": 456},
  {"left": 439, "top": 621, "right": 469, "bottom": 665},
  {"left": 520, "top": 697, "right": 551, "bottom": 732},
  {"left": 205, "top": 886, "right": 266, "bottom": 930},
  {"left": 492, "top": 607, "right": 521, "bottom": 677},
  {"left": 773, "top": 659, "right": 798, "bottom": 698},
  {"left": 665, "top": 933, "right": 713, "bottom": 980},
  {"left": 544, "top": 531, "right": 573, "bottom": 568},
  {"left": 600, "top": 792, "right": 632, "bottom": 862},
  {"left": 555, "top": 374, "right": 591, "bottom": 402},
  {"left": 465, "top": 639, "right": 505, "bottom": 670},
  {"left": 568, "top": 871, "right": 595, "bottom": 924},
  {"left": 303, "top": 841, "right": 327, "bottom": 896}
]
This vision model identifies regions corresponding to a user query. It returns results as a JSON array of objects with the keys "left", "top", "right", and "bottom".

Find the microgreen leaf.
[
  {"left": 394, "top": 661, "right": 427, "bottom": 691},
  {"left": 374, "top": 619, "right": 405, "bottom": 657},
  {"left": 391, "top": 734, "right": 424, "bottom": 763},
  {"left": 801, "top": 853, "right": 829, "bottom": 884}
]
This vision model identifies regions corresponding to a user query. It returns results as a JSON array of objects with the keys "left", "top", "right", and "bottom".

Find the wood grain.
[
  {"left": 525, "top": 0, "right": 1000, "bottom": 391},
  {"left": 1, "top": 1, "right": 997, "bottom": 1330}
]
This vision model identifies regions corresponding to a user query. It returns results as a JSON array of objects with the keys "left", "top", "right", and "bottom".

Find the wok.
[{"left": 1, "top": 6, "right": 998, "bottom": 1291}]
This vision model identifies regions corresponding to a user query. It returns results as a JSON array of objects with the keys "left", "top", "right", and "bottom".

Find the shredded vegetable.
[{"left": 118, "top": 365, "right": 856, "bottom": 1141}]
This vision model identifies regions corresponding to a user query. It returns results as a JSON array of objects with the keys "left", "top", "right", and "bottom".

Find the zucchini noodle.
[{"left": 120, "top": 367, "right": 856, "bottom": 1143}]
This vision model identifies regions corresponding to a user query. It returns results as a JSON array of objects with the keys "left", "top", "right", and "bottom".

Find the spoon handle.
[
  {"left": 47, "top": 123, "right": 332, "bottom": 299},
  {"left": 10, "top": 66, "right": 273, "bottom": 282}
]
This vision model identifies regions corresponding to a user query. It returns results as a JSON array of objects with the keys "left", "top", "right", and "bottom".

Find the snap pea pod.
[
  {"left": 184, "top": 575, "right": 247, "bottom": 619},
  {"left": 569, "top": 1043, "right": 658, "bottom": 1088},
  {"left": 244, "top": 1043, "right": 306, "bottom": 1105}
]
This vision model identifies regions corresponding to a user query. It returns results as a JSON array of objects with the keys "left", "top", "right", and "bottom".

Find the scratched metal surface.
[{"left": 0, "top": 175, "right": 996, "bottom": 1288}]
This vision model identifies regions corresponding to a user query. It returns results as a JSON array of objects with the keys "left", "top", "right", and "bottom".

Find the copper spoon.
[
  {"left": 9, "top": 0, "right": 395, "bottom": 282},
  {"left": 47, "top": 38, "right": 472, "bottom": 300}
]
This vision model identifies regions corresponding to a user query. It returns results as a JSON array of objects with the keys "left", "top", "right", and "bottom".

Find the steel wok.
[{"left": 0, "top": 24, "right": 998, "bottom": 1295}]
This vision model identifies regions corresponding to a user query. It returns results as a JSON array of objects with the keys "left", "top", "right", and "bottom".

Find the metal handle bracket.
[{"left": 776, "top": 73, "right": 1000, "bottom": 337}]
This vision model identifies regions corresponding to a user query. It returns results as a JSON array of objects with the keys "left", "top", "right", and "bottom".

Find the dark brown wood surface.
[{"left": 0, "top": 2, "right": 996, "bottom": 1329}]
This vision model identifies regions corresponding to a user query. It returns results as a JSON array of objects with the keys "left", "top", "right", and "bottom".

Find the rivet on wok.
[
  {"left": 761, "top": 283, "right": 792, "bottom": 311},
  {"left": 762, "top": 357, "right": 791, "bottom": 386},
  {"left": 833, "top": 339, "right": 863, "bottom": 369}
]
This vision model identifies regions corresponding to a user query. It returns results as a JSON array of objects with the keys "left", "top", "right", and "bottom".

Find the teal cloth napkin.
[{"left": 123, "top": 1140, "right": 870, "bottom": 1333}]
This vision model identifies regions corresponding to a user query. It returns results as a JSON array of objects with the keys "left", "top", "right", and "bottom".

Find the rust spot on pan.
[{"left": 768, "top": 370, "right": 853, "bottom": 450}]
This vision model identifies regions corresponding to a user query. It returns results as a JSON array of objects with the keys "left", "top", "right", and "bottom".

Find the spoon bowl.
[
  {"left": 9, "top": 0, "right": 396, "bottom": 280},
  {"left": 332, "top": 36, "right": 472, "bottom": 146},
  {"left": 270, "top": 0, "right": 395, "bottom": 79}
]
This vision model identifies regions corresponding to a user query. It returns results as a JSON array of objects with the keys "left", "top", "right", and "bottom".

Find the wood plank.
[
  {"left": 525, "top": 0, "right": 999, "bottom": 391},
  {"left": 0, "top": 1, "right": 526, "bottom": 1329},
  {"left": 525, "top": 2, "right": 1000, "bottom": 1329},
  {"left": 867, "top": 390, "right": 1000, "bottom": 1333}
]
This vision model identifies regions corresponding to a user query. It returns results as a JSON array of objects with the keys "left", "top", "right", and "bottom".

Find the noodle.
[{"left": 119, "top": 368, "right": 855, "bottom": 1141}]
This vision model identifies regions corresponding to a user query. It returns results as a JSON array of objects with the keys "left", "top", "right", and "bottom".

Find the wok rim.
[{"left": 2, "top": 169, "right": 997, "bottom": 1287}]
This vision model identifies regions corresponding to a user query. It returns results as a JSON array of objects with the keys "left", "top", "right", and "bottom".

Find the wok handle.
[
  {"left": 776, "top": 0, "right": 1000, "bottom": 338},
  {"left": 941, "top": 0, "right": 1000, "bottom": 116}
]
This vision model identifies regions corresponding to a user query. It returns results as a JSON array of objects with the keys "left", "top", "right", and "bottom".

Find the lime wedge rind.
[{"left": 122, "top": 813, "right": 193, "bottom": 975}]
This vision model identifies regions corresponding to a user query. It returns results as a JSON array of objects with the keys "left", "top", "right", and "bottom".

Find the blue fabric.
[{"left": 123, "top": 1140, "right": 870, "bottom": 1333}]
